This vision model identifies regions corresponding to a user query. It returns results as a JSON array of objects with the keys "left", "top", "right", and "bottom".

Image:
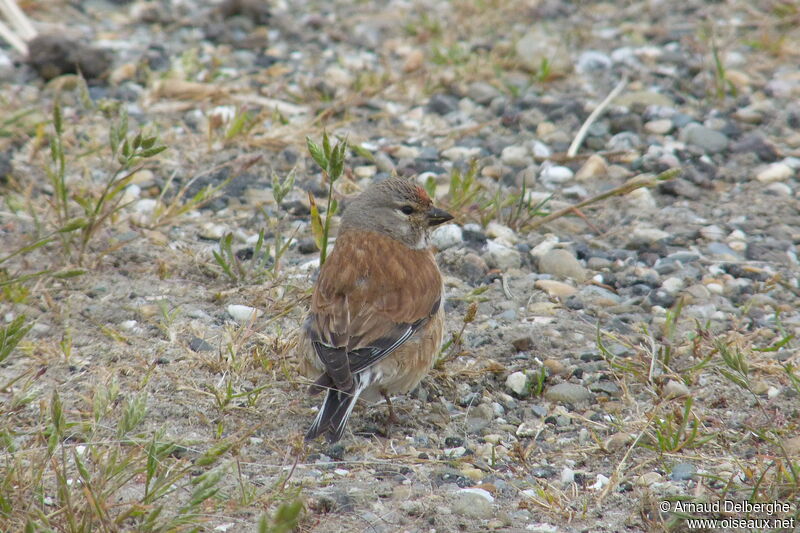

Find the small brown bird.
[{"left": 297, "top": 176, "right": 453, "bottom": 442}]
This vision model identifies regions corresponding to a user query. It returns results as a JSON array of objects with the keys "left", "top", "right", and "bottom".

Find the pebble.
[
  {"left": 766, "top": 182, "right": 792, "bottom": 196},
  {"left": 506, "top": 371, "right": 529, "bottom": 396},
  {"left": 486, "top": 221, "right": 518, "bottom": 245},
  {"left": 484, "top": 240, "right": 522, "bottom": 270},
  {"left": 226, "top": 305, "right": 263, "bottom": 322},
  {"left": 468, "top": 81, "right": 500, "bottom": 104},
  {"left": 534, "top": 279, "right": 578, "bottom": 298},
  {"left": 576, "top": 285, "right": 622, "bottom": 307},
  {"left": 516, "top": 27, "right": 571, "bottom": 75},
  {"left": 626, "top": 187, "right": 657, "bottom": 210},
  {"left": 670, "top": 462, "right": 696, "bottom": 481},
  {"left": 590, "top": 474, "right": 610, "bottom": 490},
  {"left": 516, "top": 422, "right": 539, "bottom": 437},
  {"left": 576, "top": 50, "right": 612, "bottom": 73},
  {"left": 537, "top": 249, "right": 587, "bottom": 282},
  {"left": 756, "top": 162, "right": 793, "bottom": 183},
  {"left": 574, "top": 154, "right": 608, "bottom": 181},
  {"left": 679, "top": 123, "right": 729, "bottom": 153},
  {"left": 644, "top": 118, "right": 673, "bottom": 135},
  {"left": 543, "top": 359, "right": 566, "bottom": 376},
  {"left": 661, "top": 277, "right": 684, "bottom": 294},
  {"left": 539, "top": 164, "right": 574, "bottom": 184},
  {"left": 501, "top": 145, "right": 532, "bottom": 167},
  {"left": 430, "top": 224, "right": 463, "bottom": 250},
  {"left": 452, "top": 489, "right": 494, "bottom": 519},
  {"left": 636, "top": 472, "right": 662, "bottom": 486},
  {"left": 604, "top": 432, "right": 633, "bottom": 452},
  {"left": 663, "top": 379, "right": 689, "bottom": 399},
  {"left": 560, "top": 467, "right": 575, "bottom": 484},
  {"left": 544, "top": 383, "right": 592, "bottom": 404},
  {"left": 629, "top": 227, "right": 671, "bottom": 246},
  {"left": 200, "top": 223, "right": 228, "bottom": 240}
]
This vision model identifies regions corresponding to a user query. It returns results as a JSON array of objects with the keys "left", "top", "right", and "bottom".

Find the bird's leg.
[{"left": 381, "top": 391, "right": 399, "bottom": 425}]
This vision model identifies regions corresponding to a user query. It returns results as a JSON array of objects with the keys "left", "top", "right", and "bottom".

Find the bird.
[{"left": 297, "top": 175, "right": 453, "bottom": 443}]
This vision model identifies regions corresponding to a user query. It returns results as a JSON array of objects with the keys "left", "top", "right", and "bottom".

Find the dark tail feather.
[{"left": 305, "top": 379, "right": 367, "bottom": 443}]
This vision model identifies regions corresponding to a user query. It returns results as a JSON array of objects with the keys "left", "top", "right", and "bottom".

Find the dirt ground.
[{"left": 1, "top": 0, "right": 800, "bottom": 532}]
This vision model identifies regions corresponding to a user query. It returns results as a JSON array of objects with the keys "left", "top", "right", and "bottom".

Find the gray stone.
[
  {"left": 484, "top": 239, "right": 522, "bottom": 270},
  {"left": 576, "top": 50, "right": 612, "bottom": 73},
  {"left": 679, "top": 123, "right": 729, "bottom": 153},
  {"left": 467, "top": 81, "right": 500, "bottom": 105},
  {"left": 538, "top": 249, "right": 587, "bottom": 282},
  {"left": 545, "top": 383, "right": 592, "bottom": 404},
  {"left": 452, "top": 489, "right": 494, "bottom": 518},
  {"left": 670, "top": 462, "right": 696, "bottom": 481}
]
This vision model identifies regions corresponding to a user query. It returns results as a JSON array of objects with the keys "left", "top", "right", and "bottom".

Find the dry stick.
[
  {"left": 567, "top": 76, "right": 629, "bottom": 158},
  {"left": 527, "top": 168, "right": 681, "bottom": 231},
  {"left": 0, "top": 18, "right": 26, "bottom": 55},
  {"left": 0, "top": 0, "right": 36, "bottom": 40}
]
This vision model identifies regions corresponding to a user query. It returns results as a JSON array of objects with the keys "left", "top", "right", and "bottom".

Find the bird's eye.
[{"left": 400, "top": 205, "right": 414, "bottom": 215}]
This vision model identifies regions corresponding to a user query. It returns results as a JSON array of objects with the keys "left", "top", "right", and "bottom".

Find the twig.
[
  {"left": 0, "top": 0, "right": 35, "bottom": 39},
  {"left": 567, "top": 76, "right": 628, "bottom": 157},
  {"left": 0, "top": 18, "right": 26, "bottom": 55},
  {"left": 528, "top": 168, "right": 680, "bottom": 230}
]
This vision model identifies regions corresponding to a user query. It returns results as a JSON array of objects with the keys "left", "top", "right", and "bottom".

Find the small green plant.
[
  {"left": 306, "top": 132, "right": 348, "bottom": 265},
  {"left": 212, "top": 168, "right": 296, "bottom": 282},
  {"left": 436, "top": 301, "right": 477, "bottom": 368},
  {"left": 0, "top": 314, "right": 32, "bottom": 364},
  {"left": 45, "top": 101, "right": 167, "bottom": 265},
  {"left": 224, "top": 106, "right": 258, "bottom": 141},
  {"left": 258, "top": 499, "right": 304, "bottom": 533},
  {"left": 445, "top": 159, "right": 482, "bottom": 213},
  {"left": 641, "top": 397, "right": 714, "bottom": 453}
]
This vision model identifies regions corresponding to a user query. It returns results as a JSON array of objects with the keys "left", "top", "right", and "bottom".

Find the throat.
[{"left": 409, "top": 233, "right": 429, "bottom": 250}]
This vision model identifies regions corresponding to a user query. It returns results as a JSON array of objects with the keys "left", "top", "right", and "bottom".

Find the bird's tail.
[{"left": 305, "top": 377, "right": 368, "bottom": 443}]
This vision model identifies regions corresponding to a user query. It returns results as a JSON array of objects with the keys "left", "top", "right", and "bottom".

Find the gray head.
[{"left": 339, "top": 176, "right": 453, "bottom": 249}]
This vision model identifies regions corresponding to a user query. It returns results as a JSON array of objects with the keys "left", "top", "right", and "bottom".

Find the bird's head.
[{"left": 341, "top": 176, "right": 453, "bottom": 249}]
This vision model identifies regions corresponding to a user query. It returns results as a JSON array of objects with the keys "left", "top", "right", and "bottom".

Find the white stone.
[
  {"left": 626, "top": 187, "right": 656, "bottom": 209},
  {"left": 226, "top": 305, "right": 263, "bottom": 322},
  {"left": 200, "top": 223, "right": 227, "bottom": 240},
  {"left": 459, "top": 487, "right": 494, "bottom": 503},
  {"left": 501, "top": 145, "right": 532, "bottom": 167},
  {"left": 442, "top": 146, "right": 482, "bottom": 161},
  {"left": 353, "top": 165, "right": 376, "bottom": 178},
  {"left": 540, "top": 164, "right": 574, "bottom": 184},
  {"left": 561, "top": 467, "right": 575, "bottom": 484},
  {"left": 590, "top": 474, "right": 610, "bottom": 490},
  {"left": 133, "top": 198, "right": 158, "bottom": 214},
  {"left": 430, "top": 224, "right": 463, "bottom": 250},
  {"left": 706, "top": 283, "right": 724, "bottom": 295},
  {"left": 529, "top": 234, "right": 559, "bottom": 257},
  {"left": 756, "top": 162, "right": 793, "bottom": 183},
  {"left": 630, "top": 227, "right": 671, "bottom": 244},
  {"left": 530, "top": 140, "right": 552, "bottom": 158},
  {"left": 506, "top": 371, "right": 529, "bottom": 395},
  {"left": 700, "top": 224, "right": 725, "bottom": 241},
  {"left": 486, "top": 221, "right": 517, "bottom": 245},
  {"left": 766, "top": 182, "right": 792, "bottom": 196}
]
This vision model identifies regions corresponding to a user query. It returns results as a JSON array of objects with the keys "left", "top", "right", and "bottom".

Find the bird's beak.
[{"left": 426, "top": 207, "right": 454, "bottom": 227}]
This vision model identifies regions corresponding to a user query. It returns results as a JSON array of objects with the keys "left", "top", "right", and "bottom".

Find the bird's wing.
[{"left": 306, "top": 230, "right": 442, "bottom": 390}]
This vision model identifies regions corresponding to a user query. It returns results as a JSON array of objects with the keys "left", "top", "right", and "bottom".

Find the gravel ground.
[{"left": 1, "top": 0, "right": 800, "bottom": 531}]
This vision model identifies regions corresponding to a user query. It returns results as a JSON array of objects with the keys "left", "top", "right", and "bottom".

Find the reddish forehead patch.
[{"left": 415, "top": 185, "right": 431, "bottom": 203}]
